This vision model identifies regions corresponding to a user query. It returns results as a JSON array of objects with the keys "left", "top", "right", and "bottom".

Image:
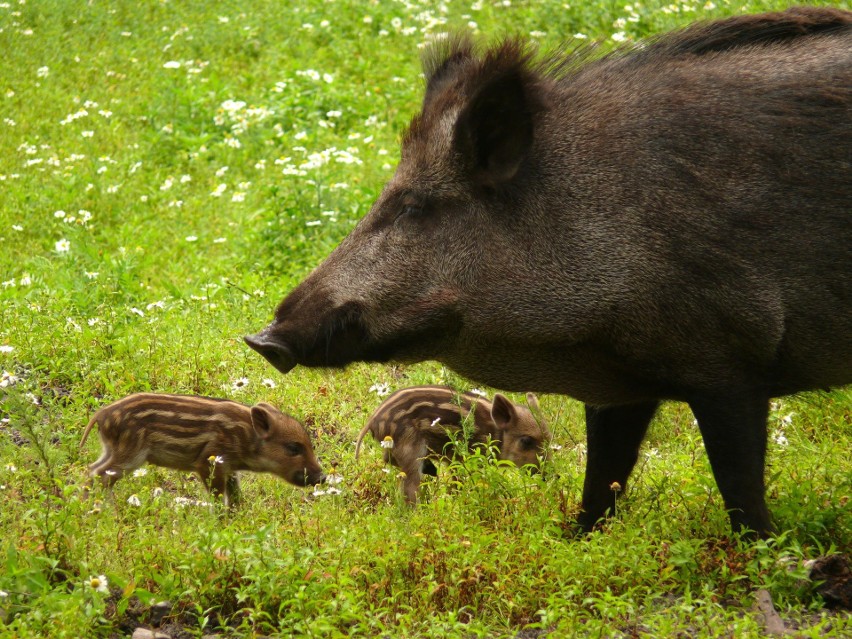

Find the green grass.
[{"left": 0, "top": 0, "right": 850, "bottom": 637}]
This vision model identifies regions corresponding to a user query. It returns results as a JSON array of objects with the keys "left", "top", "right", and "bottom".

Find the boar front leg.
[
  {"left": 577, "top": 401, "right": 659, "bottom": 532},
  {"left": 689, "top": 394, "right": 772, "bottom": 537}
]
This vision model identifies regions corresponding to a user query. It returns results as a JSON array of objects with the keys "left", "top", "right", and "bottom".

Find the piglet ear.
[
  {"left": 250, "top": 405, "right": 273, "bottom": 440},
  {"left": 491, "top": 393, "right": 517, "bottom": 429},
  {"left": 455, "top": 67, "right": 537, "bottom": 187}
]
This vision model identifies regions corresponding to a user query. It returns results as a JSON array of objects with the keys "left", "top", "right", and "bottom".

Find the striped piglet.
[
  {"left": 80, "top": 393, "right": 324, "bottom": 506},
  {"left": 356, "top": 385, "right": 551, "bottom": 503}
]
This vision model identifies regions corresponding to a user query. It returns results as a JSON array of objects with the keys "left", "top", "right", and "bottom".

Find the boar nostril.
[{"left": 244, "top": 334, "right": 297, "bottom": 374}]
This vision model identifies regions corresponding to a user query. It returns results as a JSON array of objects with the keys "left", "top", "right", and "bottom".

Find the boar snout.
[
  {"left": 244, "top": 331, "right": 296, "bottom": 374},
  {"left": 248, "top": 298, "right": 381, "bottom": 371}
]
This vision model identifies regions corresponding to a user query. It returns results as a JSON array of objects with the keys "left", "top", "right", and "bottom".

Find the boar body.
[
  {"left": 81, "top": 393, "right": 324, "bottom": 506},
  {"left": 247, "top": 8, "right": 852, "bottom": 535},
  {"left": 355, "top": 385, "right": 550, "bottom": 503}
]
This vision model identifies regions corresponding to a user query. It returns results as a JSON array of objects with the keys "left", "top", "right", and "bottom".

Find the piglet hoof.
[
  {"left": 806, "top": 554, "right": 852, "bottom": 610},
  {"left": 148, "top": 600, "right": 173, "bottom": 627}
]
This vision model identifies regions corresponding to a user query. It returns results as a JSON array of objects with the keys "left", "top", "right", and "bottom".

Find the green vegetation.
[{"left": 0, "top": 0, "right": 849, "bottom": 636}]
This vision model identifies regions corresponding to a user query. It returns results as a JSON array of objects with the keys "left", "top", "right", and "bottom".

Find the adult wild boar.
[{"left": 246, "top": 8, "right": 852, "bottom": 537}]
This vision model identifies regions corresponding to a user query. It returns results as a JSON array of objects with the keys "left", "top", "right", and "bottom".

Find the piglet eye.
[
  {"left": 285, "top": 443, "right": 304, "bottom": 456},
  {"left": 519, "top": 436, "right": 537, "bottom": 451}
]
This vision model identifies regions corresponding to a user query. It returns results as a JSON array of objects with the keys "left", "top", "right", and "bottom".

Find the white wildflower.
[
  {"left": 0, "top": 372, "right": 19, "bottom": 388},
  {"left": 88, "top": 575, "right": 109, "bottom": 593},
  {"left": 174, "top": 496, "right": 213, "bottom": 508},
  {"left": 369, "top": 382, "right": 390, "bottom": 397},
  {"left": 127, "top": 494, "right": 141, "bottom": 507}
]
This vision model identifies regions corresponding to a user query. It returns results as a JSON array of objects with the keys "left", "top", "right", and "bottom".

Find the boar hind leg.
[
  {"left": 689, "top": 394, "right": 772, "bottom": 538},
  {"left": 578, "top": 401, "right": 659, "bottom": 532}
]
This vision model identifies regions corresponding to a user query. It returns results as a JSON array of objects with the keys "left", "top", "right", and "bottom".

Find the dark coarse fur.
[{"left": 247, "top": 8, "right": 852, "bottom": 537}]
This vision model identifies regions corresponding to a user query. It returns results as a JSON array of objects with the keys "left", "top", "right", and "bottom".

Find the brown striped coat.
[
  {"left": 356, "top": 385, "right": 551, "bottom": 503},
  {"left": 80, "top": 393, "right": 324, "bottom": 506}
]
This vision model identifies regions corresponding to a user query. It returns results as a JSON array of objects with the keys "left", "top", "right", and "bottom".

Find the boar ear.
[
  {"left": 455, "top": 67, "right": 539, "bottom": 187},
  {"left": 491, "top": 393, "right": 517, "bottom": 429},
  {"left": 422, "top": 34, "right": 475, "bottom": 107},
  {"left": 250, "top": 404, "right": 274, "bottom": 440}
]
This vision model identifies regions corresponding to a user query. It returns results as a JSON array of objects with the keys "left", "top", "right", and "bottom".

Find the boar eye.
[
  {"left": 398, "top": 202, "right": 425, "bottom": 221},
  {"left": 285, "top": 443, "right": 304, "bottom": 456}
]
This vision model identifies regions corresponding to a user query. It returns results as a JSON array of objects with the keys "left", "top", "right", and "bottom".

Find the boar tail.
[
  {"left": 79, "top": 415, "right": 98, "bottom": 450},
  {"left": 354, "top": 421, "right": 373, "bottom": 461}
]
